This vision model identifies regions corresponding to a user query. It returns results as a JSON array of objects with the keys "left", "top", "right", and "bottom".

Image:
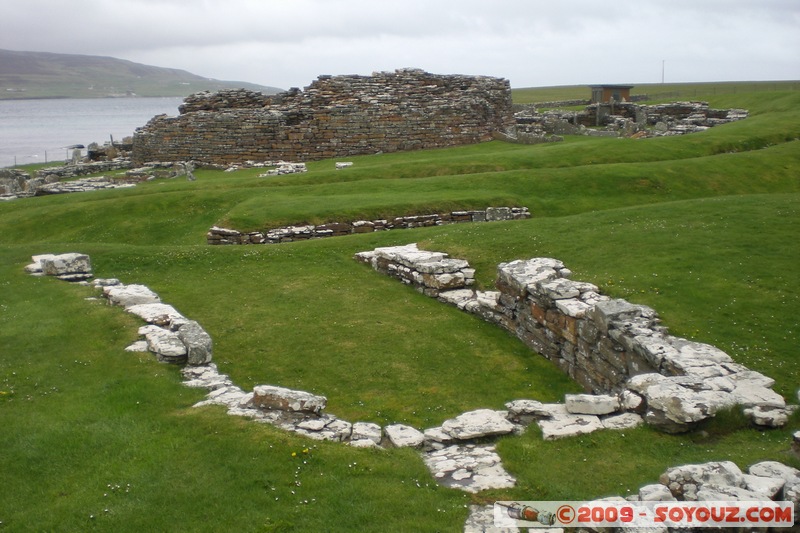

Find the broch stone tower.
[{"left": 132, "top": 69, "right": 515, "bottom": 165}]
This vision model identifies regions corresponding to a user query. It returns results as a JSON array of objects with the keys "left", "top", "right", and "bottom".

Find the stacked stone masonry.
[
  {"left": 514, "top": 101, "right": 748, "bottom": 139},
  {"left": 133, "top": 69, "right": 515, "bottom": 165},
  {"left": 207, "top": 206, "right": 530, "bottom": 245},
  {"left": 23, "top": 252, "right": 800, "bottom": 531},
  {"left": 355, "top": 244, "right": 793, "bottom": 434}
]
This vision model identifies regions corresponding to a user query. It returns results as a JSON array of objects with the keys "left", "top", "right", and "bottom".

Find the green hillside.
[
  {"left": 0, "top": 83, "right": 798, "bottom": 531},
  {"left": 0, "top": 49, "right": 282, "bottom": 99}
]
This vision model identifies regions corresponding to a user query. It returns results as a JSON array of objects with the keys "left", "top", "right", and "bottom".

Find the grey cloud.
[{"left": 1, "top": 0, "right": 797, "bottom": 89}]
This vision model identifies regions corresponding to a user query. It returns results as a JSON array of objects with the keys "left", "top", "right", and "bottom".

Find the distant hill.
[{"left": 0, "top": 49, "right": 283, "bottom": 99}]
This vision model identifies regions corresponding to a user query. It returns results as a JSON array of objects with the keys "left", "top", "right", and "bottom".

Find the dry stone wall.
[
  {"left": 132, "top": 69, "right": 515, "bottom": 165},
  {"left": 207, "top": 206, "right": 530, "bottom": 245},
  {"left": 514, "top": 101, "right": 748, "bottom": 139},
  {"left": 23, "top": 251, "right": 800, "bottom": 527},
  {"left": 356, "top": 244, "right": 794, "bottom": 434}
]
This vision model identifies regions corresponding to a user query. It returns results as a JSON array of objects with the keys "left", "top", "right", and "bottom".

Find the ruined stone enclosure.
[{"left": 132, "top": 69, "right": 515, "bottom": 165}]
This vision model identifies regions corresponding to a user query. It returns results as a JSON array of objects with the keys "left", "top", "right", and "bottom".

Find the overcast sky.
[{"left": 2, "top": 0, "right": 798, "bottom": 90}]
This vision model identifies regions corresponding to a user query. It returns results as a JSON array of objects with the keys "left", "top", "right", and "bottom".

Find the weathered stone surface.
[
  {"left": 104, "top": 284, "right": 161, "bottom": 308},
  {"left": 178, "top": 320, "right": 213, "bottom": 365},
  {"left": 743, "top": 405, "right": 789, "bottom": 427},
  {"left": 464, "top": 504, "right": 521, "bottom": 533},
  {"left": 92, "top": 278, "right": 121, "bottom": 287},
  {"left": 124, "top": 340, "right": 149, "bottom": 352},
  {"left": 784, "top": 477, "right": 800, "bottom": 515},
  {"left": 742, "top": 473, "right": 786, "bottom": 499},
  {"left": 659, "top": 461, "right": 745, "bottom": 500},
  {"left": 696, "top": 484, "right": 770, "bottom": 502},
  {"left": 504, "top": 399, "right": 550, "bottom": 418},
  {"left": 601, "top": 412, "right": 644, "bottom": 430},
  {"left": 141, "top": 325, "right": 187, "bottom": 363},
  {"left": 441, "top": 409, "right": 516, "bottom": 440},
  {"left": 125, "top": 302, "right": 187, "bottom": 327},
  {"left": 423, "top": 444, "right": 515, "bottom": 493},
  {"left": 748, "top": 460, "right": 800, "bottom": 482},
  {"left": 632, "top": 374, "right": 739, "bottom": 433},
  {"left": 733, "top": 382, "right": 786, "bottom": 409},
  {"left": 194, "top": 385, "right": 250, "bottom": 410},
  {"left": 350, "top": 421, "right": 382, "bottom": 445},
  {"left": 384, "top": 424, "right": 425, "bottom": 448},
  {"left": 247, "top": 385, "right": 327, "bottom": 414},
  {"left": 537, "top": 412, "right": 603, "bottom": 440},
  {"left": 358, "top": 246, "right": 786, "bottom": 434},
  {"left": 181, "top": 363, "right": 233, "bottom": 391},
  {"left": 40, "top": 253, "right": 93, "bottom": 280},
  {"left": 565, "top": 393, "right": 620, "bottom": 415},
  {"left": 496, "top": 257, "right": 565, "bottom": 297},
  {"left": 134, "top": 70, "right": 515, "bottom": 166},
  {"left": 638, "top": 483, "right": 677, "bottom": 502}
]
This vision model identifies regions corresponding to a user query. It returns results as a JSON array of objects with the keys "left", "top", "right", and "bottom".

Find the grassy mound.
[{"left": 1, "top": 85, "right": 799, "bottom": 531}]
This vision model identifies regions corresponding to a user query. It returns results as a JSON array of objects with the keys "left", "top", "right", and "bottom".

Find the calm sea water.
[{"left": 0, "top": 97, "right": 182, "bottom": 168}]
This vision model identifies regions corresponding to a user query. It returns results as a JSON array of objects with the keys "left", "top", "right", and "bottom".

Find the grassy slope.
[{"left": 1, "top": 85, "right": 799, "bottom": 531}]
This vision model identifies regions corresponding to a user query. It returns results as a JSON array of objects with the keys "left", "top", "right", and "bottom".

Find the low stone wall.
[
  {"left": 133, "top": 69, "right": 515, "bottom": 165},
  {"left": 356, "top": 244, "right": 793, "bottom": 434},
  {"left": 23, "top": 251, "right": 800, "bottom": 521},
  {"left": 1, "top": 161, "right": 138, "bottom": 200},
  {"left": 207, "top": 207, "right": 530, "bottom": 245},
  {"left": 513, "top": 101, "right": 748, "bottom": 138}
]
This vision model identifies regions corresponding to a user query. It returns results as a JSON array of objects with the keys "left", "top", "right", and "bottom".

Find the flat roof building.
[{"left": 590, "top": 85, "right": 634, "bottom": 103}]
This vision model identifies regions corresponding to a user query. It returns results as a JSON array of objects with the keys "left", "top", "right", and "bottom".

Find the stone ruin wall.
[
  {"left": 207, "top": 206, "right": 530, "bottom": 245},
  {"left": 132, "top": 69, "right": 515, "bottom": 165},
  {"left": 515, "top": 101, "right": 748, "bottom": 138},
  {"left": 356, "top": 244, "right": 790, "bottom": 433}
]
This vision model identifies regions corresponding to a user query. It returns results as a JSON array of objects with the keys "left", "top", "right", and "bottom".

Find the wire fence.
[{"left": 3, "top": 146, "right": 86, "bottom": 169}]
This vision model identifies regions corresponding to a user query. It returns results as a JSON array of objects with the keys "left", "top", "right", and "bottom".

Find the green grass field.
[{"left": 1, "top": 83, "right": 799, "bottom": 531}]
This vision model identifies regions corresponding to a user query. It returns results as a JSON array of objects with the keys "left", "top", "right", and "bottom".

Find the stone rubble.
[
  {"left": 1, "top": 161, "right": 138, "bottom": 200},
  {"left": 466, "top": 458, "right": 799, "bottom": 531},
  {"left": 513, "top": 100, "right": 748, "bottom": 140},
  {"left": 208, "top": 207, "right": 530, "bottom": 245},
  {"left": 257, "top": 161, "right": 307, "bottom": 176},
  {"left": 424, "top": 444, "right": 516, "bottom": 493}
]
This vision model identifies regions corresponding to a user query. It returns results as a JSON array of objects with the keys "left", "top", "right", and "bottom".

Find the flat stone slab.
[
  {"left": 124, "top": 340, "right": 149, "bottom": 352},
  {"left": 104, "top": 284, "right": 161, "bottom": 308},
  {"left": 193, "top": 385, "right": 250, "bottom": 409},
  {"left": 125, "top": 302, "right": 187, "bottom": 327},
  {"left": 351, "top": 421, "right": 382, "bottom": 445},
  {"left": 246, "top": 385, "right": 327, "bottom": 414},
  {"left": 140, "top": 325, "right": 187, "bottom": 363},
  {"left": 384, "top": 424, "right": 425, "bottom": 448},
  {"left": 639, "top": 483, "right": 677, "bottom": 502},
  {"left": 39, "top": 253, "right": 93, "bottom": 280},
  {"left": 601, "top": 412, "right": 644, "bottom": 430},
  {"left": 441, "top": 409, "right": 516, "bottom": 440},
  {"left": 423, "top": 444, "right": 515, "bottom": 493},
  {"left": 565, "top": 393, "right": 620, "bottom": 415},
  {"left": 748, "top": 460, "right": 800, "bottom": 482},
  {"left": 742, "top": 473, "right": 785, "bottom": 499},
  {"left": 537, "top": 412, "right": 603, "bottom": 440}
]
